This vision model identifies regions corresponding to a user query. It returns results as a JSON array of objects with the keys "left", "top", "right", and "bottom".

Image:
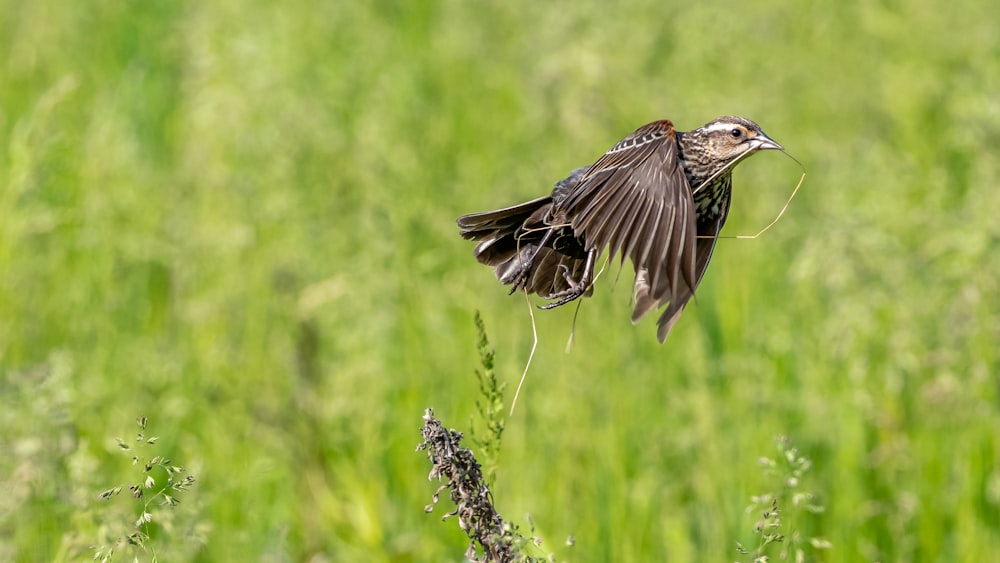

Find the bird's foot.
[
  {"left": 539, "top": 265, "right": 590, "bottom": 309},
  {"left": 503, "top": 260, "right": 534, "bottom": 295}
]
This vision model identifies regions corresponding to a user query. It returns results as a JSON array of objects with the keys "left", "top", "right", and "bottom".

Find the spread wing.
[
  {"left": 556, "top": 120, "right": 699, "bottom": 339},
  {"left": 644, "top": 206, "right": 729, "bottom": 342}
]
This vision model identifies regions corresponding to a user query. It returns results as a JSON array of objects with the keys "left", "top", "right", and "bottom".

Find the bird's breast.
[{"left": 692, "top": 176, "right": 732, "bottom": 220}]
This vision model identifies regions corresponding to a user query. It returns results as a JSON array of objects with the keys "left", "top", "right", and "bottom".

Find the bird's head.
[{"left": 686, "top": 116, "right": 783, "bottom": 165}]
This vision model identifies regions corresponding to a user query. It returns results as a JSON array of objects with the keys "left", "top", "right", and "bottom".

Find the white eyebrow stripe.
[{"left": 702, "top": 121, "right": 743, "bottom": 133}]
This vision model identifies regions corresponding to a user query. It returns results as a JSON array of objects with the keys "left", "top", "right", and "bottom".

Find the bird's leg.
[
  {"left": 539, "top": 248, "right": 596, "bottom": 309},
  {"left": 506, "top": 227, "right": 557, "bottom": 294}
]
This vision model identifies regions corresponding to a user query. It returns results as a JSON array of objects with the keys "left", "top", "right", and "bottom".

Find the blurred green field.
[{"left": 2, "top": 0, "right": 999, "bottom": 561}]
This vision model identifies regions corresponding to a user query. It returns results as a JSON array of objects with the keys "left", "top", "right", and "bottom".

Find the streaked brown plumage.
[{"left": 457, "top": 116, "right": 783, "bottom": 342}]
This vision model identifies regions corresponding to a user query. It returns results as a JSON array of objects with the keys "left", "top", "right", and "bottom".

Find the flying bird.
[{"left": 457, "top": 116, "right": 783, "bottom": 342}]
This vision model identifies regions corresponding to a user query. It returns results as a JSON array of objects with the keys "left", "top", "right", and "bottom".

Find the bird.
[{"left": 457, "top": 116, "right": 783, "bottom": 343}]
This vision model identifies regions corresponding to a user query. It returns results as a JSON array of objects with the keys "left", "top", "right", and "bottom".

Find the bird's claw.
[
  {"left": 539, "top": 265, "right": 588, "bottom": 309},
  {"left": 505, "top": 261, "right": 533, "bottom": 295}
]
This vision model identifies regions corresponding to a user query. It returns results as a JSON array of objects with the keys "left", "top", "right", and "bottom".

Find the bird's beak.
[{"left": 750, "top": 132, "right": 783, "bottom": 152}]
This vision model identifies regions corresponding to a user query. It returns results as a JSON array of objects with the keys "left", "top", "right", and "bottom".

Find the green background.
[{"left": 2, "top": 0, "right": 998, "bottom": 561}]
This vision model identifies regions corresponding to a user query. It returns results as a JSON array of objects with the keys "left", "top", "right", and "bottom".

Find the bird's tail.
[
  {"left": 457, "top": 195, "right": 554, "bottom": 268},
  {"left": 458, "top": 196, "right": 592, "bottom": 298}
]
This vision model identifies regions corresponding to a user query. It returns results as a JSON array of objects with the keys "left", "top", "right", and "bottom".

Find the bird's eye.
[{"left": 730, "top": 128, "right": 743, "bottom": 138}]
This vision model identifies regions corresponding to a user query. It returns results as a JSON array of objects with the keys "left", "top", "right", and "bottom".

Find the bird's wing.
[
  {"left": 558, "top": 120, "right": 698, "bottom": 324},
  {"left": 648, "top": 205, "right": 730, "bottom": 342}
]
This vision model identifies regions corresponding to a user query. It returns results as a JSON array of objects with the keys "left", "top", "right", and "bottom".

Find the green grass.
[{"left": 2, "top": 0, "right": 999, "bottom": 560}]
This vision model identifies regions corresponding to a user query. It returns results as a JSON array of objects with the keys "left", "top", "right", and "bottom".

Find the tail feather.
[
  {"left": 457, "top": 195, "right": 552, "bottom": 240},
  {"left": 459, "top": 193, "right": 596, "bottom": 299},
  {"left": 457, "top": 196, "right": 554, "bottom": 267}
]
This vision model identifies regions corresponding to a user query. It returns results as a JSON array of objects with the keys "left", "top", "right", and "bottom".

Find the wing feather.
[{"left": 556, "top": 120, "right": 699, "bottom": 340}]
